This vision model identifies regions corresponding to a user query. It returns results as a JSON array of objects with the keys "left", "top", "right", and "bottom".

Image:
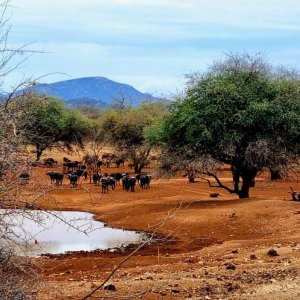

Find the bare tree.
[{"left": 0, "top": 1, "right": 68, "bottom": 298}]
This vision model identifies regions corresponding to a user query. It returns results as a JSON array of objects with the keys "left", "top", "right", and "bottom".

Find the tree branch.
[{"left": 202, "top": 172, "right": 236, "bottom": 194}]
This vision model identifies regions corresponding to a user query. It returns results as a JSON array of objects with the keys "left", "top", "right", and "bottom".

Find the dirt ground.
[{"left": 22, "top": 150, "right": 300, "bottom": 299}]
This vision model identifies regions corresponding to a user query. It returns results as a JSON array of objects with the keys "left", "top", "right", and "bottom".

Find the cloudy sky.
[{"left": 4, "top": 0, "right": 300, "bottom": 96}]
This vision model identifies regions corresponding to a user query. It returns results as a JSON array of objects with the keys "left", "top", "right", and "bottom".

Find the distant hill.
[{"left": 22, "top": 76, "right": 155, "bottom": 108}]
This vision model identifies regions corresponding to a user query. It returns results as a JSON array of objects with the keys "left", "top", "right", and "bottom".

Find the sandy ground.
[{"left": 19, "top": 150, "right": 300, "bottom": 299}]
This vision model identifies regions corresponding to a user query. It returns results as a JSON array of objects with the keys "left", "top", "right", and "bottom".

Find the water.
[{"left": 0, "top": 209, "right": 144, "bottom": 256}]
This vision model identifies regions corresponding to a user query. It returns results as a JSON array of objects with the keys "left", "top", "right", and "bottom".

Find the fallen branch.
[{"left": 81, "top": 207, "right": 178, "bottom": 300}]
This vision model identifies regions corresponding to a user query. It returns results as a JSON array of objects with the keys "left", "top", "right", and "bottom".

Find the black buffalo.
[
  {"left": 47, "top": 171, "right": 64, "bottom": 185},
  {"left": 63, "top": 161, "right": 80, "bottom": 171},
  {"left": 73, "top": 169, "right": 88, "bottom": 180},
  {"left": 109, "top": 173, "right": 122, "bottom": 185},
  {"left": 139, "top": 174, "right": 151, "bottom": 189},
  {"left": 43, "top": 158, "right": 57, "bottom": 168},
  {"left": 106, "top": 176, "right": 116, "bottom": 190},
  {"left": 92, "top": 173, "right": 102, "bottom": 185},
  {"left": 100, "top": 178, "right": 109, "bottom": 193},
  {"left": 68, "top": 173, "right": 78, "bottom": 188},
  {"left": 122, "top": 175, "right": 136, "bottom": 192}
]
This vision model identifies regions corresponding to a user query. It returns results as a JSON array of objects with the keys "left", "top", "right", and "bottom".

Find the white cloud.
[{"left": 3, "top": 0, "right": 300, "bottom": 95}]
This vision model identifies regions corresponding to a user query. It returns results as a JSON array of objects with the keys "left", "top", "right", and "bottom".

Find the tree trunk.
[
  {"left": 238, "top": 180, "right": 251, "bottom": 198},
  {"left": 188, "top": 174, "right": 195, "bottom": 183},
  {"left": 36, "top": 145, "right": 44, "bottom": 161},
  {"left": 186, "top": 168, "right": 195, "bottom": 183},
  {"left": 238, "top": 169, "right": 257, "bottom": 199},
  {"left": 134, "top": 164, "right": 144, "bottom": 174},
  {"left": 231, "top": 166, "right": 240, "bottom": 191}
]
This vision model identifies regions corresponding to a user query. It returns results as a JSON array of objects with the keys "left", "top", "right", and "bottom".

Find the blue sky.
[{"left": 5, "top": 0, "right": 300, "bottom": 97}]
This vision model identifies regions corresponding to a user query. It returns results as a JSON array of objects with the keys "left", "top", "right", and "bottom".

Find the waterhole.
[{"left": 1, "top": 209, "right": 144, "bottom": 256}]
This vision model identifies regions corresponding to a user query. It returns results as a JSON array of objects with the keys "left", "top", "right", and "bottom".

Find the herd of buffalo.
[{"left": 19, "top": 155, "right": 152, "bottom": 193}]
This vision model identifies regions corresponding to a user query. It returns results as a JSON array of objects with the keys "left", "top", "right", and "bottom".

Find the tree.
[
  {"left": 99, "top": 102, "right": 167, "bottom": 173},
  {"left": 15, "top": 93, "right": 91, "bottom": 160},
  {"left": 151, "top": 53, "right": 300, "bottom": 198}
]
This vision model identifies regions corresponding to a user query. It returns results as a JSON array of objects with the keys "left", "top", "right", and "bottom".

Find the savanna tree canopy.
[
  {"left": 153, "top": 54, "right": 300, "bottom": 198},
  {"left": 16, "top": 93, "right": 91, "bottom": 160}
]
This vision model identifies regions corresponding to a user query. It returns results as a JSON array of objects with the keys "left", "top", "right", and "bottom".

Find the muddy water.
[{"left": 1, "top": 209, "right": 144, "bottom": 256}]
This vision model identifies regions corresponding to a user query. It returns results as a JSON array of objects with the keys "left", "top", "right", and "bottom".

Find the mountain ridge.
[{"left": 23, "top": 76, "right": 155, "bottom": 107}]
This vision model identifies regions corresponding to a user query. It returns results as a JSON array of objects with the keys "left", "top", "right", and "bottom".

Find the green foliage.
[
  {"left": 16, "top": 94, "right": 91, "bottom": 159},
  {"left": 152, "top": 54, "right": 300, "bottom": 198},
  {"left": 162, "top": 71, "right": 300, "bottom": 163},
  {"left": 100, "top": 102, "right": 167, "bottom": 148},
  {"left": 98, "top": 102, "right": 167, "bottom": 173}
]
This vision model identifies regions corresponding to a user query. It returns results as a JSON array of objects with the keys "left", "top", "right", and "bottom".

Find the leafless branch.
[
  {"left": 81, "top": 207, "right": 179, "bottom": 300},
  {"left": 201, "top": 172, "right": 235, "bottom": 194}
]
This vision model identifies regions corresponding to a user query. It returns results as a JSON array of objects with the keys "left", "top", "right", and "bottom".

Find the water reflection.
[{"left": 0, "top": 209, "right": 143, "bottom": 256}]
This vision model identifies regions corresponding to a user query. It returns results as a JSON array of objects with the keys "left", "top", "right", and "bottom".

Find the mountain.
[{"left": 24, "top": 76, "right": 154, "bottom": 108}]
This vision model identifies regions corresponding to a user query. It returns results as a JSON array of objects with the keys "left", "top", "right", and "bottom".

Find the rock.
[
  {"left": 104, "top": 284, "right": 116, "bottom": 291},
  {"left": 225, "top": 263, "right": 236, "bottom": 270},
  {"left": 171, "top": 288, "right": 180, "bottom": 293},
  {"left": 226, "top": 282, "right": 240, "bottom": 292},
  {"left": 231, "top": 249, "right": 239, "bottom": 254},
  {"left": 210, "top": 193, "right": 219, "bottom": 198},
  {"left": 267, "top": 249, "right": 279, "bottom": 256},
  {"left": 250, "top": 254, "right": 257, "bottom": 260},
  {"left": 205, "top": 285, "right": 212, "bottom": 293}
]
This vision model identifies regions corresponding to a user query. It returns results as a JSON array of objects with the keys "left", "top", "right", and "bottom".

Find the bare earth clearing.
[{"left": 22, "top": 150, "right": 300, "bottom": 299}]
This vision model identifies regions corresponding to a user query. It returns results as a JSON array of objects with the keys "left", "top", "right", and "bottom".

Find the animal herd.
[
  {"left": 18, "top": 155, "right": 152, "bottom": 194},
  {"left": 94, "top": 172, "right": 152, "bottom": 193}
]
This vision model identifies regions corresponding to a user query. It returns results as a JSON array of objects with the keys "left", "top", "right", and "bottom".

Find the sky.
[{"left": 4, "top": 0, "right": 300, "bottom": 97}]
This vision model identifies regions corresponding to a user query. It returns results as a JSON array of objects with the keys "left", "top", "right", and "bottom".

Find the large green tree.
[
  {"left": 16, "top": 94, "right": 91, "bottom": 160},
  {"left": 151, "top": 54, "right": 300, "bottom": 198}
]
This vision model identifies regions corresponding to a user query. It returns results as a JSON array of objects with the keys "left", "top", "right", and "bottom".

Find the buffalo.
[
  {"left": 122, "top": 175, "right": 136, "bottom": 192},
  {"left": 100, "top": 178, "right": 109, "bottom": 193},
  {"left": 109, "top": 173, "right": 122, "bottom": 185},
  {"left": 43, "top": 158, "right": 57, "bottom": 168},
  {"left": 139, "top": 174, "right": 151, "bottom": 189},
  {"left": 92, "top": 173, "right": 102, "bottom": 185},
  {"left": 47, "top": 171, "right": 64, "bottom": 185},
  {"left": 68, "top": 173, "right": 78, "bottom": 188}
]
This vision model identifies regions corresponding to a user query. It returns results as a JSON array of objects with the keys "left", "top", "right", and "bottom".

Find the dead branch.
[
  {"left": 81, "top": 207, "right": 179, "bottom": 300},
  {"left": 201, "top": 172, "right": 235, "bottom": 194}
]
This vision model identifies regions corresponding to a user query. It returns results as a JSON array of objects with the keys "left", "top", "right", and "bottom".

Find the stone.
[
  {"left": 225, "top": 263, "right": 236, "bottom": 270},
  {"left": 104, "top": 284, "right": 116, "bottom": 291},
  {"left": 210, "top": 193, "right": 219, "bottom": 198},
  {"left": 267, "top": 249, "right": 279, "bottom": 256}
]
